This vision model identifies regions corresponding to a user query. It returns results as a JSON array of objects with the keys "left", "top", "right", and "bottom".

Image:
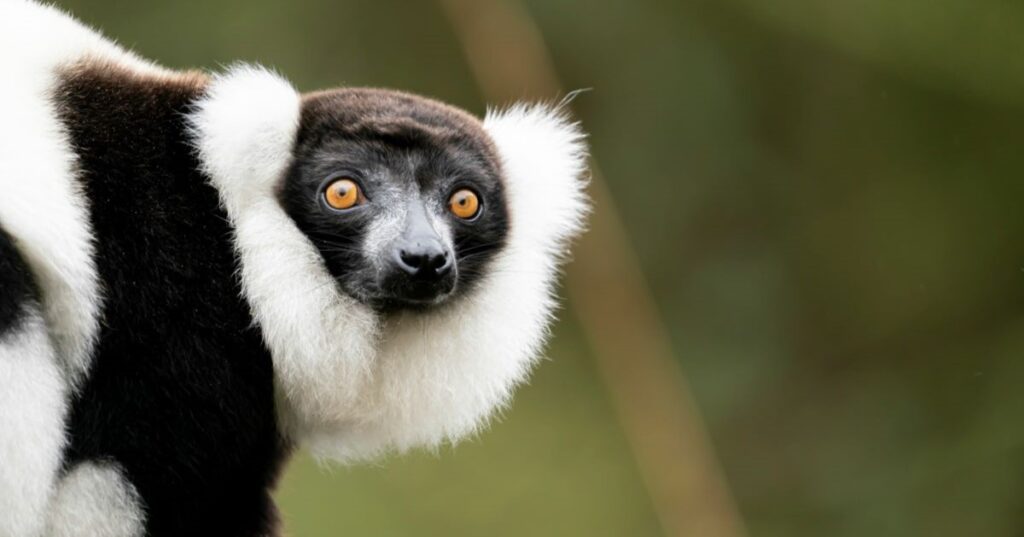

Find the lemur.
[{"left": 0, "top": 2, "right": 589, "bottom": 536}]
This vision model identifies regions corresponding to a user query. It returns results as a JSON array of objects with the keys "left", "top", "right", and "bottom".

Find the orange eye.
[
  {"left": 324, "top": 178, "right": 362, "bottom": 210},
  {"left": 449, "top": 189, "right": 480, "bottom": 219}
]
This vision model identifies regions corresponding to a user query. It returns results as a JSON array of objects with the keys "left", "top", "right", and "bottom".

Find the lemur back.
[{"left": 57, "top": 65, "right": 288, "bottom": 535}]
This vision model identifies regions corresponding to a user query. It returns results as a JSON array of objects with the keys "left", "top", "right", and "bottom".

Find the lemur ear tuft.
[
  {"left": 187, "top": 64, "right": 301, "bottom": 209},
  {"left": 483, "top": 103, "right": 591, "bottom": 254}
]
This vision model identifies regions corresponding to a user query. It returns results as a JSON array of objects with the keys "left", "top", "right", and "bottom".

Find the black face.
[{"left": 279, "top": 89, "right": 510, "bottom": 312}]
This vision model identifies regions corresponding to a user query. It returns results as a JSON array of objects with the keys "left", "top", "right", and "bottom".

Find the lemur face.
[{"left": 279, "top": 89, "right": 510, "bottom": 312}]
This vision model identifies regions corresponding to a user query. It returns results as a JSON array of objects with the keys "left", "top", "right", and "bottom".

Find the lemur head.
[
  {"left": 190, "top": 66, "right": 588, "bottom": 461},
  {"left": 279, "top": 89, "right": 510, "bottom": 312}
]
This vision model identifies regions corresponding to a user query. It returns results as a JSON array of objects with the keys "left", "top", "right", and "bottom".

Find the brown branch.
[{"left": 437, "top": 1, "right": 748, "bottom": 536}]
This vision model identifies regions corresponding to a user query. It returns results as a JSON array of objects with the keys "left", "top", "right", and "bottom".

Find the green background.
[{"left": 54, "top": 0, "right": 1024, "bottom": 535}]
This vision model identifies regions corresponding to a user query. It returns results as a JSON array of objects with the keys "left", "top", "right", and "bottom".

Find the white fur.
[
  {"left": 0, "top": 5, "right": 175, "bottom": 532},
  {"left": 0, "top": 312, "right": 67, "bottom": 537},
  {"left": 0, "top": 0, "right": 170, "bottom": 388},
  {"left": 187, "top": 66, "right": 382, "bottom": 443},
  {"left": 190, "top": 67, "right": 589, "bottom": 461},
  {"left": 46, "top": 461, "right": 145, "bottom": 537}
]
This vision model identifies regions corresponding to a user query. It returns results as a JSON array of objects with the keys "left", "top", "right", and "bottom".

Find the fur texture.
[
  {"left": 0, "top": 227, "right": 38, "bottom": 333},
  {"left": 0, "top": 311, "right": 67, "bottom": 537},
  {"left": 55, "top": 62, "right": 284, "bottom": 536},
  {"left": 186, "top": 67, "right": 383, "bottom": 451},
  {"left": 1, "top": 1, "right": 589, "bottom": 535},
  {"left": 0, "top": 0, "right": 116, "bottom": 389},
  {"left": 46, "top": 461, "right": 145, "bottom": 537}
]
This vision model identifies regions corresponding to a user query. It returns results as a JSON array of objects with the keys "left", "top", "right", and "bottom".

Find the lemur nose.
[{"left": 396, "top": 239, "right": 452, "bottom": 278}]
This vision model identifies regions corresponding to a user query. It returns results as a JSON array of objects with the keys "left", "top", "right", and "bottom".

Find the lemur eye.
[
  {"left": 324, "top": 178, "right": 363, "bottom": 210},
  {"left": 449, "top": 189, "right": 480, "bottom": 220}
]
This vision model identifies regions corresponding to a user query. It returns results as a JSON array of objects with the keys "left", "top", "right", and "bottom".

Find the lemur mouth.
[
  {"left": 332, "top": 265, "right": 458, "bottom": 312},
  {"left": 372, "top": 291, "right": 455, "bottom": 313},
  {"left": 370, "top": 261, "right": 459, "bottom": 312}
]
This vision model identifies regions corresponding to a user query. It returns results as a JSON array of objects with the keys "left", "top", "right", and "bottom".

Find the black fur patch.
[
  {"left": 0, "top": 226, "right": 38, "bottom": 336},
  {"left": 280, "top": 89, "right": 511, "bottom": 311},
  {"left": 55, "top": 62, "right": 287, "bottom": 537}
]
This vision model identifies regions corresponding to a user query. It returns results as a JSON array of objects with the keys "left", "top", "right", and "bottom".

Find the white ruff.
[
  {"left": 0, "top": 0, "right": 171, "bottom": 387},
  {"left": 0, "top": 312, "right": 67, "bottom": 537},
  {"left": 187, "top": 66, "right": 381, "bottom": 442},
  {"left": 46, "top": 461, "right": 145, "bottom": 537},
  {"left": 190, "top": 72, "right": 589, "bottom": 461}
]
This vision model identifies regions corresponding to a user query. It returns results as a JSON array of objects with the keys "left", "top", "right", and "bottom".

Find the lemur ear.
[
  {"left": 187, "top": 65, "right": 301, "bottom": 209},
  {"left": 483, "top": 104, "right": 590, "bottom": 254}
]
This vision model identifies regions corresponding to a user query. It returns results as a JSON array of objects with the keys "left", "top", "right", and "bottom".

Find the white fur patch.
[
  {"left": 0, "top": 311, "right": 68, "bottom": 537},
  {"left": 188, "top": 66, "right": 381, "bottom": 440},
  {"left": 190, "top": 71, "right": 588, "bottom": 461},
  {"left": 0, "top": 0, "right": 170, "bottom": 387},
  {"left": 46, "top": 461, "right": 145, "bottom": 537}
]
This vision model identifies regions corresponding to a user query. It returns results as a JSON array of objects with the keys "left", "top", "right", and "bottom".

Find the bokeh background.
[{"left": 55, "top": 0, "right": 1024, "bottom": 535}]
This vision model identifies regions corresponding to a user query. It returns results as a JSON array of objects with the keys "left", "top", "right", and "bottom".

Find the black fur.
[
  {"left": 280, "top": 89, "right": 510, "bottom": 312},
  {"left": 0, "top": 226, "right": 38, "bottom": 336},
  {"left": 54, "top": 63, "right": 287, "bottom": 537}
]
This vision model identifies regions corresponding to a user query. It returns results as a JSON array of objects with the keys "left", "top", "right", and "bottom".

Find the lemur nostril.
[
  {"left": 398, "top": 250, "right": 423, "bottom": 272},
  {"left": 428, "top": 252, "right": 447, "bottom": 269},
  {"left": 433, "top": 255, "right": 453, "bottom": 276}
]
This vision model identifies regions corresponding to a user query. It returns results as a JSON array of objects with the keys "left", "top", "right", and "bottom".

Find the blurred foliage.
[{"left": 57, "top": 0, "right": 1024, "bottom": 535}]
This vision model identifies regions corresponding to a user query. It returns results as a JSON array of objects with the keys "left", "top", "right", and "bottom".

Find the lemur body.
[{"left": 0, "top": 2, "right": 588, "bottom": 536}]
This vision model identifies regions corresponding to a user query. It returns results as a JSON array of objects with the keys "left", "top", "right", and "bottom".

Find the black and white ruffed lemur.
[{"left": 0, "top": 2, "right": 589, "bottom": 536}]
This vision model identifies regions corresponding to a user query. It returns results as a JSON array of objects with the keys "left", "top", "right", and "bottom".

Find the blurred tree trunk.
[{"left": 438, "top": 1, "right": 748, "bottom": 535}]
